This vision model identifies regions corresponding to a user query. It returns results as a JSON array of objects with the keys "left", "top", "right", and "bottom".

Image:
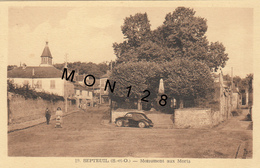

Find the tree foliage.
[
  {"left": 54, "top": 61, "right": 109, "bottom": 78},
  {"left": 223, "top": 73, "right": 253, "bottom": 93},
  {"left": 162, "top": 58, "right": 214, "bottom": 99},
  {"left": 7, "top": 65, "right": 18, "bottom": 71},
  {"left": 110, "top": 61, "right": 161, "bottom": 101},
  {"left": 232, "top": 76, "right": 241, "bottom": 87},
  {"left": 111, "top": 7, "right": 229, "bottom": 106},
  {"left": 207, "top": 42, "right": 229, "bottom": 71},
  {"left": 110, "top": 59, "right": 214, "bottom": 102},
  {"left": 121, "top": 13, "right": 151, "bottom": 47},
  {"left": 238, "top": 73, "right": 253, "bottom": 92},
  {"left": 113, "top": 7, "right": 229, "bottom": 71}
]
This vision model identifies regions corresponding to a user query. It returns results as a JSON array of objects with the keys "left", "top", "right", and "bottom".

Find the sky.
[{"left": 8, "top": 6, "right": 253, "bottom": 78}]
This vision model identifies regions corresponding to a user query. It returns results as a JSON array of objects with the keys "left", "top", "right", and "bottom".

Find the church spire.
[{"left": 40, "top": 41, "right": 53, "bottom": 66}]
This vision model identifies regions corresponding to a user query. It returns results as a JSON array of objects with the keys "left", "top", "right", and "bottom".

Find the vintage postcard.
[{"left": 1, "top": 0, "right": 259, "bottom": 168}]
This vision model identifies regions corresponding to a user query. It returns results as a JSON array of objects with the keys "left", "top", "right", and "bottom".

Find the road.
[{"left": 8, "top": 109, "right": 252, "bottom": 158}]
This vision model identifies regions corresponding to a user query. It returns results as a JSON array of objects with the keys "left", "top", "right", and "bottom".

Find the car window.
[
  {"left": 140, "top": 114, "right": 148, "bottom": 119},
  {"left": 125, "top": 113, "right": 132, "bottom": 117},
  {"left": 132, "top": 113, "right": 146, "bottom": 120}
]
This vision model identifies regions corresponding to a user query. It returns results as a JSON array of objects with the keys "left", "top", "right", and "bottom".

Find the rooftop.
[
  {"left": 8, "top": 66, "right": 63, "bottom": 78},
  {"left": 41, "top": 41, "right": 52, "bottom": 58}
]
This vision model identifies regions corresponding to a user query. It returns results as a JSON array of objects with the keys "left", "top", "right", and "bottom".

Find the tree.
[
  {"left": 109, "top": 59, "right": 214, "bottom": 109},
  {"left": 121, "top": 13, "right": 151, "bottom": 47},
  {"left": 207, "top": 42, "right": 229, "bottom": 71},
  {"left": 7, "top": 65, "right": 18, "bottom": 71},
  {"left": 110, "top": 61, "right": 161, "bottom": 101},
  {"left": 238, "top": 73, "right": 253, "bottom": 92},
  {"left": 98, "top": 62, "right": 110, "bottom": 74},
  {"left": 53, "top": 63, "right": 65, "bottom": 71},
  {"left": 113, "top": 7, "right": 229, "bottom": 71},
  {"left": 162, "top": 58, "right": 214, "bottom": 102},
  {"left": 113, "top": 13, "right": 152, "bottom": 64},
  {"left": 161, "top": 7, "right": 208, "bottom": 60},
  {"left": 111, "top": 7, "right": 228, "bottom": 108},
  {"left": 54, "top": 61, "right": 109, "bottom": 78},
  {"left": 223, "top": 74, "right": 232, "bottom": 87},
  {"left": 233, "top": 76, "right": 242, "bottom": 88},
  {"left": 246, "top": 74, "right": 253, "bottom": 92}
]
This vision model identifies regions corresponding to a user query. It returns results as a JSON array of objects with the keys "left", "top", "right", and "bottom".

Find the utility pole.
[
  {"left": 65, "top": 54, "right": 68, "bottom": 113},
  {"left": 92, "top": 84, "right": 94, "bottom": 107},
  {"left": 231, "top": 67, "right": 233, "bottom": 113},
  {"left": 100, "top": 78, "right": 102, "bottom": 104},
  {"left": 109, "top": 60, "right": 113, "bottom": 122}
]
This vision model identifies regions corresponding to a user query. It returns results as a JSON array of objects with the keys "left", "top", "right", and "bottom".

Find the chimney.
[{"left": 22, "top": 63, "right": 27, "bottom": 69}]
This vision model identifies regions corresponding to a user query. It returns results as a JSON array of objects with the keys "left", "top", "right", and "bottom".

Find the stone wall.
[
  {"left": 111, "top": 111, "right": 129, "bottom": 123},
  {"left": 174, "top": 108, "right": 226, "bottom": 128},
  {"left": 146, "top": 113, "right": 174, "bottom": 128},
  {"left": 8, "top": 95, "right": 77, "bottom": 124}
]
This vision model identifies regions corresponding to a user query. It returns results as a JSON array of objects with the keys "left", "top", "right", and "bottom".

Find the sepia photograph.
[{"left": 1, "top": 1, "right": 259, "bottom": 168}]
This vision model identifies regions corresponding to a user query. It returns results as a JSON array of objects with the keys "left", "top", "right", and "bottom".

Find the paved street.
[{"left": 8, "top": 109, "right": 252, "bottom": 158}]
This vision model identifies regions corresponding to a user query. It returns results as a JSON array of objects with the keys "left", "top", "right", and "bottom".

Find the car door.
[
  {"left": 131, "top": 113, "right": 142, "bottom": 126},
  {"left": 126, "top": 113, "right": 139, "bottom": 126},
  {"left": 124, "top": 113, "right": 133, "bottom": 126}
]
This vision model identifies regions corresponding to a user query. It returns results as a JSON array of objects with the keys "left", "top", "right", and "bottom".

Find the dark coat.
[{"left": 45, "top": 109, "right": 51, "bottom": 118}]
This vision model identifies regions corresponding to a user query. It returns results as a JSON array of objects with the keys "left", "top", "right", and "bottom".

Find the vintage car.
[{"left": 115, "top": 112, "right": 153, "bottom": 128}]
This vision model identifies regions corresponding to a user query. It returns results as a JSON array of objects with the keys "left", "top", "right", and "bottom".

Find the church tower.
[{"left": 40, "top": 41, "right": 53, "bottom": 66}]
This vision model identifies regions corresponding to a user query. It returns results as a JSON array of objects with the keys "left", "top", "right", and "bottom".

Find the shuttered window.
[
  {"left": 23, "top": 80, "right": 29, "bottom": 85},
  {"left": 36, "top": 80, "right": 42, "bottom": 89},
  {"left": 50, "top": 80, "right": 55, "bottom": 89}
]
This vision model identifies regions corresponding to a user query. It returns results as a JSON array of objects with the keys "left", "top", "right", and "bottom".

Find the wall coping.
[{"left": 175, "top": 108, "right": 211, "bottom": 111}]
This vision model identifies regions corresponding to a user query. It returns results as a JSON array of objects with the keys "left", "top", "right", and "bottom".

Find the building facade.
[{"left": 8, "top": 42, "right": 74, "bottom": 98}]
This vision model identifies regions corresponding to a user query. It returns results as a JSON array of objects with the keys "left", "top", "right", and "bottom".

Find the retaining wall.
[
  {"left": 174, "top": 108, "right": 226, "bottom": 128},
  {"left": 8, "top": 95, "right": 77, "bottom": 124}
]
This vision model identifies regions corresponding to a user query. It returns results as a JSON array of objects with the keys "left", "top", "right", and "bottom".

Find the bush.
[{"left": 7, "top": 80, "right": 64, "bottom": 102}]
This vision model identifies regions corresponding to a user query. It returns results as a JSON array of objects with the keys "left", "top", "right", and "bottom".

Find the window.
[
  {"left": 125, "top": 113, "right": 132, "bottom": 117},
  {"left": 36, "top": 80, "right": 42, "bottom": 89},
  {"left": 23, "top": 80, "right": 29, "bottom": 85},
  {"left": 8, "top": 79, "right": 14, "bottom": 83},
  {"left": 101, "top": 80, "right": 105, "bottom": 87},
  {"left": 50, "top": 80, "right": 55, "bottom": 89},
  {"left": 132, "top": 114, "right": 146, "bottom": 120}
]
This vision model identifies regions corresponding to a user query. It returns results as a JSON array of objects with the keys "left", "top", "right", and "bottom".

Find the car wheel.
[
  {"left": 138, "top": 121, "right": 146, "bottom": 128},
  {"left": 116, "top": 120, "right": 124, "bottom": 127}
]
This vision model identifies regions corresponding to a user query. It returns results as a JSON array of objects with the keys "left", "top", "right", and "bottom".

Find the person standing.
[
  {"left": 55, "top": 107, "right": 63, "bottom": 128},
  {"left": 45, "top": 108, "right": 51, "bottom": 125}
]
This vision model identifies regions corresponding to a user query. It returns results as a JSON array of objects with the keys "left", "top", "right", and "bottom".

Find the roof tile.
[{"left": 8, "top": 66, "right": 63, "bottom": 78}]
